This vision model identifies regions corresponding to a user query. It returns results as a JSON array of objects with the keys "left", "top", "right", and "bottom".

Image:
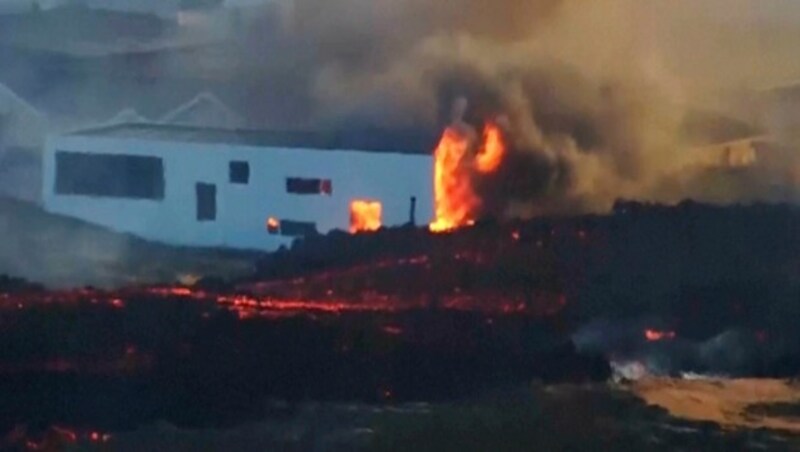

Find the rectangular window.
[
  {"left": 350, "top": 200, "right": 382, "bottom": 233},
  {"left": 55, "top": 151, "right": 164, "bottom": 200},
  {"left": 286, "top": 177, "right": 332, "bottom": 195},
  {"left": 229, "top": 161, "right": 249, "bottom": 184},
  {"left": 196, "top": 183, "right": 216, "bottom": 221},
  {"left": 279, "top": 219, "right": 317, "bottom": 237}
]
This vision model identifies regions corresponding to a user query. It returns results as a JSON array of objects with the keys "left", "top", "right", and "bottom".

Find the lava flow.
[{"left": 429, "top": 122, "right": 507, "bottom": 233}]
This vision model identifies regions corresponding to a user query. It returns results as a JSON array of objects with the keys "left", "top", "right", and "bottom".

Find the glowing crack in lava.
[
  {"left": 350, "top": 200, "right": 382, "bottom": 233},
  {"left": 429, "top": 122, "right": 507, "bottom": 232}
]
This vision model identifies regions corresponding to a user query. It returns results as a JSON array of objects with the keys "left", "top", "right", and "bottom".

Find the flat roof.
[{"left": 67, "top": 122, "right": 438, "bottom": 156}]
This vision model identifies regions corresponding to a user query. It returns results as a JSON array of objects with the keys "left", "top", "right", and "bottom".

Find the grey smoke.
[{"left": 234, "top": 0, "right": 800, "bottom": 217}]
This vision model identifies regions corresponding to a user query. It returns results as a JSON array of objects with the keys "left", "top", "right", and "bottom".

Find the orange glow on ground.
[{"left": 350, "top": 200, "right": 382, "bottom": 233}]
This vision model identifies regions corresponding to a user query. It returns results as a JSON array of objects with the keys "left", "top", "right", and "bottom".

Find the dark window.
[
  {"left": 280, "top": 220, "right": 317, "bottom": 237},
  {"left": 286, "top": 177, "right": 332, "bottom": 195},
  {"left": 229, "top": 161, "right": 249, "bottom": 184},
  {"left": 196, "top": 183, "right": 216, "bottom": 221},
  {"left": 55, "top": 151, "right": 164, "bottom": 200}
]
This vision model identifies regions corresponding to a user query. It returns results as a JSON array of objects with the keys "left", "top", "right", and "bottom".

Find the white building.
[
  {"left": 43, "top": 123, "right": 435, "bottom": 250},
  {"left": 0, "top": 83, "right": 48, "bottom": 202}
]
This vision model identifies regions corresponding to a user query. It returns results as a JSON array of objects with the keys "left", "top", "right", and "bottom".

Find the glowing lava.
[{"left": 350, "top": 200, "right": 382, "bottom": 233}]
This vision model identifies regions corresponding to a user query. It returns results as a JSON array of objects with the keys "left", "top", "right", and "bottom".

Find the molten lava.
[
  {"left": 350, "top": 200, "right": 382, "bottom": 233},
  {"left": 430, "top": 122, "right": 507, "bottom": 233}
]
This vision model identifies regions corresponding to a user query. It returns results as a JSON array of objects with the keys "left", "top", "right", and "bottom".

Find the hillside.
[{"left": 0, "top": 197, "right": 254, "bottom": 288}]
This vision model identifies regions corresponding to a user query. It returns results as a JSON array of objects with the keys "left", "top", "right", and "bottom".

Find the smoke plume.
[{"left": 232, "top": 0, "right": 800, "bottom": 218}]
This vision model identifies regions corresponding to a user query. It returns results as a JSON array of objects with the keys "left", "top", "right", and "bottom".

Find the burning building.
[{"left": 42, "top": 122, "right": 435, "bottom": 250}]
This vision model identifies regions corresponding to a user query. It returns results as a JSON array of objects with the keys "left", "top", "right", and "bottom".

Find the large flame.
[
  {"left": 429, "top": 127, "right": 479, "bottom": 232},
  {"left": 430, "top": 122, "right": 506, "bottom": 232}
]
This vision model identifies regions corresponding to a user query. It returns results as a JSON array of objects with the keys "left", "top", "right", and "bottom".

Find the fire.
[
  {"left": 644, "top": 329, "right": 676, "bottom": 342},
  {"left": 476, "top": 122, "right": 505, "bottom": 173},
  {"left": 266, "top": 217, "right": 280, "bottom": 234},
  {"left": 350, "top": 200, "right": 382, "bottom": 233},
  {"left": 429, "top": 122, "right": 506, "bottom": 233},
  {"left": 430, "top": 127, "right": 477, "bottom": 232}
]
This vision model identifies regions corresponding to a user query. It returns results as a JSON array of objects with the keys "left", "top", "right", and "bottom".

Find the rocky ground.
[{"left": 10, "top": 381, "right": 800, "bottom": 451}]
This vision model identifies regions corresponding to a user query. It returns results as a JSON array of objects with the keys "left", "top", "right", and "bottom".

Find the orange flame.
[
  {"left": 429, "top": 127, "right": 480, "bottom": 232},
  {"left": 266, "top": 217, "right": 280, "bottom": 234},
  {"left": 430, "top": 122, "right": 506, "bottom": 233},
  {"left": 476, "top": 122, "right": 505, "bottom": 173},
  {"left": 350, "top": 200, "right": 382, "bottom": 233}
]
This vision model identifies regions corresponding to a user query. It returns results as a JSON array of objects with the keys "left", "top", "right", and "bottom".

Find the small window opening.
[
  {"left": 350, "top": 200, "right": 382, "bottom": 233},
  {"left": 286, "top": 177, "right": 332, "bottom": 195},
  {"left": 266, "top": 217, "right": 317, "bottom": 237},
  {"left": 196, "top": 183, "right": 216, "bottom": 221},
  {"left": 229, "top": 161, "right": 250, "bottom": 184},
  {"left": 280, "top": 220, "right": 317, "bottom": 237}
]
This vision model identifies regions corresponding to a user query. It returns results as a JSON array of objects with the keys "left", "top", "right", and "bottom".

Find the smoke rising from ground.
[{"left": 238, "top": 0, "right": 800, "bottom": 217}]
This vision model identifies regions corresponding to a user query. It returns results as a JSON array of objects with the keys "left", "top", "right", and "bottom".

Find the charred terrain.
[{"left": 3, "top": 201, "right": 800, "bottom": 449}]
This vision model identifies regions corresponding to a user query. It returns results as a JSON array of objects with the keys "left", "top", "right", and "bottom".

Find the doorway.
[{"left": 196, "top": 183, "right": 216, "bottom": 221}]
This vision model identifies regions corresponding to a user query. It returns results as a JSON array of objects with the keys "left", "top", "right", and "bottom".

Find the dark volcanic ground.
[{"left": 3, "top": 201, "right": 800, "bottom": 449}]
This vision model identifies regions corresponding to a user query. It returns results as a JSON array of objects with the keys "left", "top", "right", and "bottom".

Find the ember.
[
  {"left": 644, "top": 329, "right": 676, "bottom": 342},
  {"left": 350, "top": 200, "right": 382, "bottom": 233},
  {"left": 266, "top": 217, "right": 280, "bottom": 234}
]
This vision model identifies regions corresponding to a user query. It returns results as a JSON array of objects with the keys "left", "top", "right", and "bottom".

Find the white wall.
[{"left": 43, "top": 135, "right": 434, "bottom": 251}]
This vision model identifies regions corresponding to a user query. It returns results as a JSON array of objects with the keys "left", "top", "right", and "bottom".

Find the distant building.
[
  {"left": 0, "top": 83, "right": 47, "bottom": 150},
  {"left": 690, "top": 136, "right": 766, "bottom": 170},
  {"left": 160, "top": 92, "right": 245, "bottom": 129},
  {"left": 43, "top": 123, "right": 435, "bottom": 250},
  {"left": 758, "top": 81, "right": 800, "bottom": 143},
  {"left": 0, "top": 83, "right": 47, "bottom": 202},
  {"left": 0, "top": 0, "right": 41, "bottom": 15}
]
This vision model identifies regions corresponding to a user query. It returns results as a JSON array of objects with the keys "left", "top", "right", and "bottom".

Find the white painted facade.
[{"left": 42, "top": 127, "right": 434, "bottom": 251}]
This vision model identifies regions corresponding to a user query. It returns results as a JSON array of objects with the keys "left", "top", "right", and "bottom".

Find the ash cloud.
[{"left": 4, "top": 0, "right": 800, "bottom": 220}]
